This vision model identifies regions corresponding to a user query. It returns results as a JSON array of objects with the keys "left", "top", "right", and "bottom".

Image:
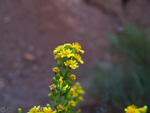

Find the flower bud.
[
  {"left": 55, "top": 73, "right": 60, "bottom": 79},
  {"left": 68, "top": 100, "right": 76, "bottom": 107},
  {"left": 52, "top": 77, "right": 57, "bottom": 84},
  {"left": 79, "top": 96, "right": 84, "bottom": 101},
  {"left": 143, "top": 106, "right": 148, "bottom": 111},
  {"left": 18, "top": 108, "right": 22, "bottom": 113},
  {"left": 72, "top": 49, "right": 76, "bottom": 54},
  {"left": 62, "top": 80, "right": 67, "bottom": 87},
  {"left": 57, "top": 60, "right": 62, "bottom": 67},
  {"left": 52, "top": 90, "right": 58, "bottom": 96},
  {"left": 48, "top": 93, "right": 54, "bottom": 101},
  {"left": 66, "top": 93, "right": 72, "bottom": 100},
  {"left": 61, "top": 90, "right": 66, "bottom": 96},
  {"left": 66, "top": 68, "right": 71, "bottom": 73},
  {"left": 65, "top": 44, "right": 70, "bottom": 49},
  {"left": 55, "top": 53, "right": 61, "bottom": 60},
  {"left": 53, "top": 67, "right": 60, "bottom": 73},
  {"left": 47, "top": 104, "right": 50, "bottom": 108},
  {"left": 69, "top": 88, "right": 75, "bottom": 96},
  {"left": 57, "top": 105, "right": 64, "bottom": 112},
  {"left": 139, "top": 108, "right": 146, "bottom": 113},
  {"left": 69, "top": 74, "right": 76, "bottom": 80},
  {"left": 49, "top": 84, "right": 56, "bottom": 91},
  {"left": 68, "top": 80, "right": 73, "bottom": 86},
  {"left": 139, "top": 106, "right": 148, "bottom": 113},
  {"left": 56, "top": 85, "right": 60, "bottom": 90}
]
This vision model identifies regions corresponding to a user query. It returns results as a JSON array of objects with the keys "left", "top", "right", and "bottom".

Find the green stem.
[
  {"left": 60, "top": 67, "right": 64, "bottom": 77},
  {"left": 18, "top": 108, "right": 22, "bottom": 113}
]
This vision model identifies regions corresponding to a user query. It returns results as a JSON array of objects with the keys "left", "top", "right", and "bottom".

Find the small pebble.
[
  {"left": 23, "top": 53, "right": 36, "bottom": 62},
  {"left": 0, "top": 80, "right": 5, "bottom": 89},
  {"left": 18, "top": 39, "right": 24, "bottom": 46},
  {"left": 4, "top": 16, "right": 11, "bottom": 23},
  {"left": 32, "top": 64, "right": 38, "bottom": 71},
  {"left": 4, "top": 85, "right": 10, "bottom": 92},
  {"left": 8, "top": 73, "right": 16, "bottom": 79},
  {"left": 36, "top": 50, "right": 43, "bottom": 57},
  {"left": 28, "top": 45, "right": 34, "bottom": 51},
  {"left": 23, "top": 70, "right": 29, "bottom": 76}
]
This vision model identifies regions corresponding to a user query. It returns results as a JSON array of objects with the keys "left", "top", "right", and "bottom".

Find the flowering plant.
[
  {"left": 18, "top": 42, "right": 85, "bottom": 113},
  {"left": 125, "top": 105, "right": 148, "bottom": 113}
]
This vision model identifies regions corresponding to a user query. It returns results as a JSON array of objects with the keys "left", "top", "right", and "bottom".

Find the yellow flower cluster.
[
  {"left": 70, "top": 82, "right": 85, "bottom": 102},
  {"left": 69, "top": 74, "right": 76, "bottom": 80},
  {"left": 57, "top": 105, "right": 64, "bottom": 112},
  {"left": 21, "top": 43, "right": 85, "bottom": 113},
  {"left": 52, "top": 67, "right": 60, "bottom": 73},
  {"left": 27, "top": 106, "right": 56, "bottom": 113},
  {"left": 19, "top": 43, "right": 150, "bottom": 113},
  {"left": 125, "top": 105, "right": 147, "bottom": 113},
  {"left": 71, "top": 43, "right": 84, "bottom": 53},
  {"left": 50, "top": 43, "right": 85, "bottom": 113},
  {"left": 53, "top": 42, "right": 84, "bottom": 69},
  {"left": 68, "top": 100, "right": 76, "bottom": 107}
]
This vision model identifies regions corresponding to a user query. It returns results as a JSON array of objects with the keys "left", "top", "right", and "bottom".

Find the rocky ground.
[{"left": 0, "top": 0, "right": 149, "bottom": 113}]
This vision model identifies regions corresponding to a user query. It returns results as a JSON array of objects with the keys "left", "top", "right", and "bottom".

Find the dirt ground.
[{"left": 0, "top": 0, "right": 149, "bottom": 113}]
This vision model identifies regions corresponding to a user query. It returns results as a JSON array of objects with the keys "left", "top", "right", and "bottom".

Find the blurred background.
[{"left": 0, "top": 0, "right": 150, "bottom": 113}]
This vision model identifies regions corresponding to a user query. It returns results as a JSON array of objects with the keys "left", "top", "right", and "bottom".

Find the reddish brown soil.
[
  {"left": 0, "top": 0, "right": 149, "bottom": 113},
  {"left": 0, "top": 0, "right": 112, "bottom": 113}
]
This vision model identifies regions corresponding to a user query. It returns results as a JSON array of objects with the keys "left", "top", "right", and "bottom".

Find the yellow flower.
[
  {"left": 68, "top": 100, "right": 76, "bottom": 107},
  {"left": 72, "top": 93, "right": 78, "bottom": 98},
  {"left": 53, "top": 45, "right": 64, "bottom": 55},
  {"left": 71, "top": 42, "right": 84, "bottom": 53},
  {"left": 43, "top": 107, "right": 52, "bottom": 113},
  {"left": 64, "top": 60, "right": 78, "bottom": 69},
  {"left": 54, "top": 53, "right": 61, "bottom": 60},
  {"left": 70, "top": 88, "right": 75, "bottom": 95},
  {"left": 38, "top": 106, "right": 44, "bottom": 112},
  {"left": 73, "top": 54, "right": 84, "bottom": 64},
  {"left": 57, "top": 105, "right": 64, "bottom": 112},
  {"left": 59, "top": 76, "right": 63, "bottom": 83},
  {"left": 63, "top": 84, "right": 69, "bottom": 90},
  {"left": 71, "top": 82, "right": 85, "bottom": 98},
  {"left": 60, "top": 49, "right": 74, "bottom": 58},
  {"left": 59, "top": 76, "right": 63, "bottom": 89},
  {"left": 125, "top": 105, "right": 140, "bottom": 113},
  {"left": 79, "top": 96, "right": 84, "bottom": 101},
  {"left": 52, "top": 110, "right": 57, "bottom": 113},
  {"left": 53, "top": 67, "right": 60, "bottom": 73},
  {"left": 69, "top": 74, "right": 76, "bottom": 80},
  {"left": 28, "top": 106, "right": 40, "bottom": 113},
  {"left": 75, "top": 82, "right": 80, "bottom": 86},
  {"left": 59, "top": 76, "right": 69, "bottom": 90},
  {"left": 49, "top": 84, "right": 56, "bottom": 91},
  {"left": 138, "top": 108, "right": 146, "bottom": 113},
  {"left": 77, "top": 89, "right": 85, "bottom": 95},
  {"left": 77, "top": 109, "right": 82, "bottom": 113}
]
